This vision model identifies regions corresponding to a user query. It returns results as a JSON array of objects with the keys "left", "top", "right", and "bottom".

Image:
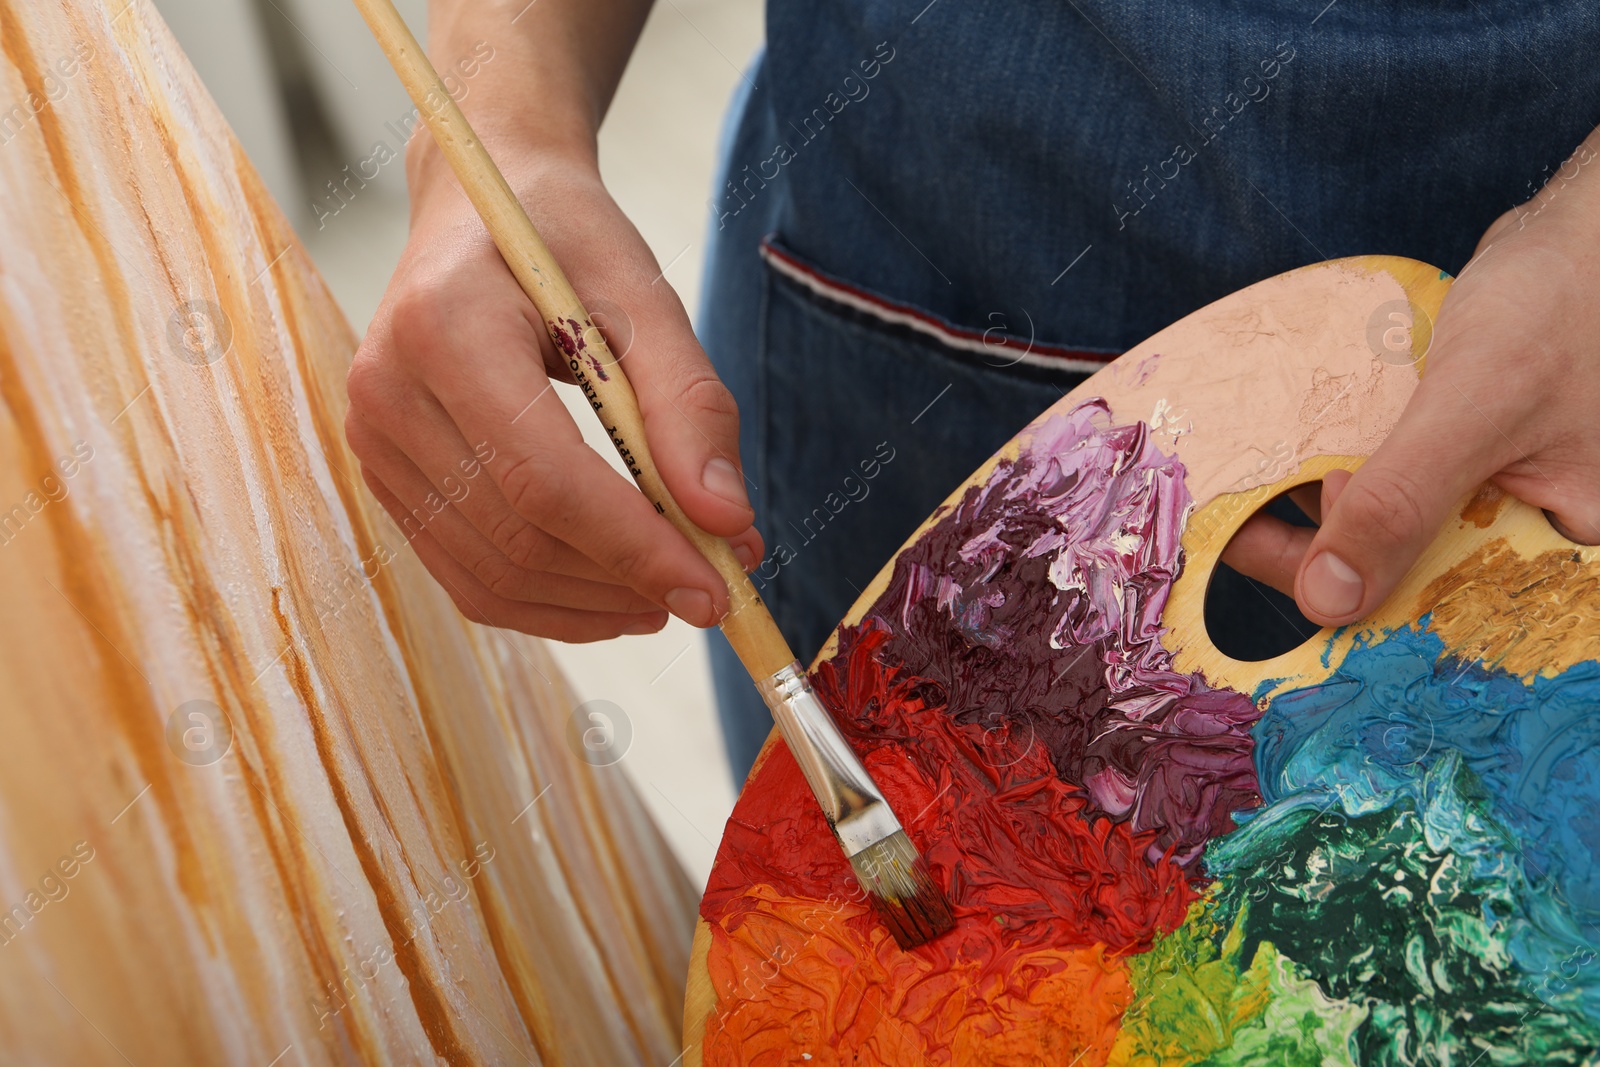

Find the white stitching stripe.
[{"left": 759, "top": 239, "right": 1117, "bottom": 375}]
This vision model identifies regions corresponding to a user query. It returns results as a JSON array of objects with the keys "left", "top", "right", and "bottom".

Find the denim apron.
[{"left": 698, "top": 0, "right": 1600, "bottom": 782}]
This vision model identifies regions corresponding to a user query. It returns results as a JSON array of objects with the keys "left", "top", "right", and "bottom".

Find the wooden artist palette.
[{"left": 684, "top": 257, "right": 1600, "bottom": 1065}]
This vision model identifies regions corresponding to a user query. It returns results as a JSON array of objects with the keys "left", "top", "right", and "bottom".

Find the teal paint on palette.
[
  {"left": 1173, "top": 624, "right": 1600, "bottom": 1061},
  {"left": 862, "top": 399, "right": 1600, "bottom": 1061},
  {"left": 697, "top": 392, "right": 1600, "bottom": 1065},
  {"left": 1205, "top": 755, "right": 1600, "bottom": 1063}
]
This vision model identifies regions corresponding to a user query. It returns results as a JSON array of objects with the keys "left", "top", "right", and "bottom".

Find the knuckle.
[
  {"left": 345, "top": 357, "right": 384, "bottom": 415},
  {"left": 1342, "top": 470, "right": 1429, "bottom": 548},
  {"left": 385, "top": 280, "right": 456, "bottom": 362},
  {"left": 472, "top": 553, "right": 526, "bottom": 601},
  {"left": 679, "top": 372, "right": 739, "bottom": 430},
  {"left": 494, "top": 516, "right": 556, "bottom": 573},
  {"left": 499, "top": 452, "right": 570, "bottom": 523},
  {"left": 602, "top": 538, "right": 652, "bottom": 586}
]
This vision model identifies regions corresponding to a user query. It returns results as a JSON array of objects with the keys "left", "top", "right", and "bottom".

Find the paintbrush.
[{"left": 348, "top": 0, "right": 955, "bottom": 949}]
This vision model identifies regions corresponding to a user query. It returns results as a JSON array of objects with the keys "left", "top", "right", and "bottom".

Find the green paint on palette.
[
  {"left": 1115, "top": 897, "right": 1269, "bottom": 1063},
  {"left": 1117, "top": 895, "right": 1364, "bottom": 1066},
  {"left": 1203, "top": 755, "right": 1600, "bottom": 1065},
  {"left": 1201, "top": 950, "right": 1365, "bottom": 1067}
]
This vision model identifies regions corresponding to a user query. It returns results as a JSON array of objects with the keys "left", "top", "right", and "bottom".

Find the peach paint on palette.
[{"left": 691, "top": 261, "right": 1600, "bottom": 1065}]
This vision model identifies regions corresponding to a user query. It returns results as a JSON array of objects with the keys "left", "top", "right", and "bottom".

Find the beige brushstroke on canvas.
[{"left": 0, "top": 1, "right": 696, "bottom": 1063}]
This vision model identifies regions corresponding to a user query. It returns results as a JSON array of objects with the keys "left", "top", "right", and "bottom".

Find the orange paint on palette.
[
  {"left": 695, "top": 403, "right": 1257, "bottom": 1064},
  {"left": 1459, "top": 483, "right": 1508, "bottom": 528},
  {"left": 1422, "top": 539, "right": 1600, "bottom": 679},
  {"left": 703, "top": 885, "right": 1131, "bottom": 1066},
  {"left": 947, "top": 954, "right": 1130, "bottom": 1066},
  {"left": 698, "top": 616, "right": 1199, "bottom": 1065}
]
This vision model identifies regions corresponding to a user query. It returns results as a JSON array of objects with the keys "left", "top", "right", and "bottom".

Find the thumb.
[
  {"left": 1294, "top": 385, "right": 1501, "bottom": 627},
  {"left": 613, "top": 296, "right": 755, "bottom": 541}
]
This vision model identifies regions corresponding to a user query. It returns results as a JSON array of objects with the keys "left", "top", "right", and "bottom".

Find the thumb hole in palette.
[{"left": 1204, "top": 484, "right": 1324, "bottom": 661}]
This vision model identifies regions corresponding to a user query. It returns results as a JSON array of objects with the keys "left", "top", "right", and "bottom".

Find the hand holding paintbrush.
[{"left": 348, "top": 0, "right": 954, "bottom": 949}]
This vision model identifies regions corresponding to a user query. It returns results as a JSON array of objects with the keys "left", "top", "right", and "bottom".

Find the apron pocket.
[{"left": 751, "top": 234, "right": 1112, "bottom": 657}]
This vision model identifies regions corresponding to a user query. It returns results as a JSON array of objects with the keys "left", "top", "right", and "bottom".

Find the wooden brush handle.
[{"left": 350, "top": 0, "right": 796, "bottom": 680}]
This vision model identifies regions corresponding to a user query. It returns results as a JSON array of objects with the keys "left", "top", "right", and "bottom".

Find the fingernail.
[
  {"left": 702, "top": 457, "right": 751, "bottom": 512},
  {"left": 622, "top": 613, "right": 668, "bottom": 636},
  {"left": 1302, "top": 551, "right": 1364, "bottom": 619},
  {"left": 733, "top": 543, "right": 755, "bottom": 571},
  {"left": 664, "top": 587, "right": 716, "bottom": 627}
]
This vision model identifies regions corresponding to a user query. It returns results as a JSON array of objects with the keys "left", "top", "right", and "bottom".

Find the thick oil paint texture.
[
  {"left": 1201, "top": 753, "right": 1600, "bottom": 1063},
  {"left": 699, "top": 399, "right": 1600, "bottom": 1065},
  {"left": 702, "top": 403, "right": 1252, "bottom": 1063},
  {"left": 1248, "top": 625, "right": 1600, "bottom": 1035},
  {"left": 870, "top": 400, "right": 1262, "bottom": 866}
]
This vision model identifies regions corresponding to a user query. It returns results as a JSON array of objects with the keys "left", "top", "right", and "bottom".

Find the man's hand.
[
  {"left": 347, "top": 151, "right": 762, "bottom": 641},
  {"left": 1226, "top": 131, "right": 1600, "bottom": 625}
]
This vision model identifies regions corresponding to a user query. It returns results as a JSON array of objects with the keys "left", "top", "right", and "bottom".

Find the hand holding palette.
[{"left": 684, "top": 257, "right": 1600, "bottom": 1065}]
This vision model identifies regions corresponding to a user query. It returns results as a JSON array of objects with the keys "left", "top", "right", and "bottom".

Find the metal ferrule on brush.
[
  {"left": 756, "top": 660, "right": 954, "bottom": 949},
  {"left": 755, "top": 661, "right": 902, "bottom": 857}
]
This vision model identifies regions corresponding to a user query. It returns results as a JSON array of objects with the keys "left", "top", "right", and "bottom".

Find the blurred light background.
[{"left": 150, "top": 0, "right": 764, "bottom": 889}]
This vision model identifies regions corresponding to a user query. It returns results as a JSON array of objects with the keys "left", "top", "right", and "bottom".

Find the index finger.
[{"left": 425, "top": 330, "right": 733, "bottom": 628}]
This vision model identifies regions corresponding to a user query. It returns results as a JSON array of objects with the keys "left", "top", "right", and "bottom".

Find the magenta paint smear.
[
  {"left": 862, "top": 398, "right": 1261, "bottom": 864},
  {"left": 550, "top": 316, "right": 610, "bottom": 381}
]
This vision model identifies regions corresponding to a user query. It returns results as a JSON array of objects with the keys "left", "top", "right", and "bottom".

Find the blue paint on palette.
[{"left": 1239, "top": 623, "right": 1600, "bottom": 1023}]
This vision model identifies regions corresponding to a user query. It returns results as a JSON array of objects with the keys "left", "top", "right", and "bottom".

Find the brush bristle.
[{"left": 848, "top": 830, "right": 954, "bottom": 950}]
